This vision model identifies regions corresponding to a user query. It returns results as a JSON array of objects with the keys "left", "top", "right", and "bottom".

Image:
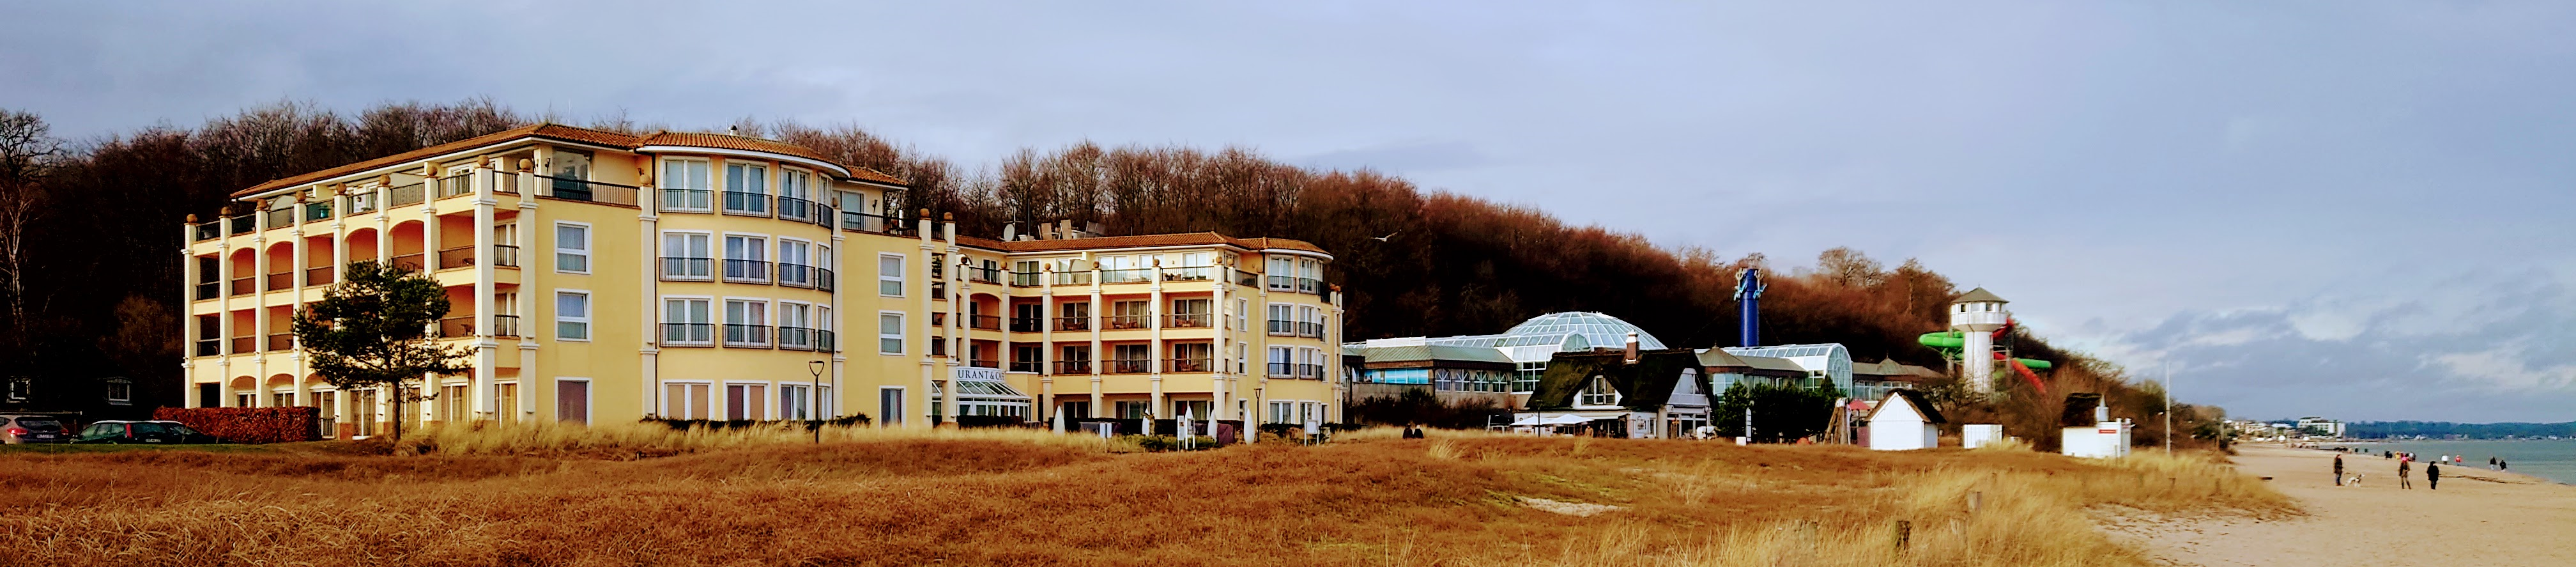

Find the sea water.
[{"left": 2321, "top": 439, "right": 2576, "bottom": 485}]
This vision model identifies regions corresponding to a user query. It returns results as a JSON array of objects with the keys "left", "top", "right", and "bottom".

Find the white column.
[
  {"left": 471, "top": 162, "right": 498, "bottom": 420},
  {"left": 640, "top": 158, "right": 662, "bottom": 419},
  {"left": 916, "top": 215, "right": 935, "bottom": 428},
  {"left": 289, "top": 194, "right": 308, "bottom": 405},
  {"left": 518, "top": 165, "right": 539, "bottom": 421},
  {"left": 181, "top": 219, "right": 199, "bottom": 408},
  {"left": 828, "top": 226, "right": 847, "bottom": 419},
  {"left": 1038, "top": 265, "right": 1054, "bottom": 424},
  {"left": 1087, "top": 259, "right": 1103, "bottom": 417},
  {"left": 942, "top": 220, "right": 961, "bottom": 424},
  {"left": 1147, "top": 257, "right": 1165, "bottom": 417}
]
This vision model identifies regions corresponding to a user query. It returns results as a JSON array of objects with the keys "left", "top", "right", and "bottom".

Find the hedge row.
[
  {"left": 640, "top": 415, "right": 873, "bottom": 431},
  {"left": 153, "top": 407, "right": 321, "bottom": 444}
]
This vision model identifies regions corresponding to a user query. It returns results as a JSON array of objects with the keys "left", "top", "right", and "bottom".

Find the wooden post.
[
  {"left": 1894, "top": 520, "right": 1911, "bottom": 552},
  {"left": 1968, "top": 490, "right": 1981, "bottom": 514}
]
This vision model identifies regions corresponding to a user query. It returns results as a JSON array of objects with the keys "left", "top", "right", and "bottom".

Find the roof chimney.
[{"left": 1623, "top": 332, "right": 1640, "bottom": 363}]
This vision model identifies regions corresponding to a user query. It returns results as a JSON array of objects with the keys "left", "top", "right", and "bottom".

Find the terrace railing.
[{"left": 538, "top": 176, "right": 640, "bottom": 206}]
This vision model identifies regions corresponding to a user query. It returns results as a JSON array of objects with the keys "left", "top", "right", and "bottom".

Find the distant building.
[
  {"left": 1717, "top": 343, "right": 1854, "bottom": 394},
  {"left": 1850, "top": 359, "right": 1943, "bottom": 401},
  {"left": 1519, "top": 347, "right": 1711, "bottom": 439},
  {"left": 1347, "top": 311, "right": 1669, "bottom": 407},
  {"left": 1866, "top": 390, "right": 1944, "bottom": 451},
  {"left": 2296, "top": 416, "right": 2345, "bottom": 438},
  {"left": 1342, "top": 340, "right": 1516, "bottom": 407}
]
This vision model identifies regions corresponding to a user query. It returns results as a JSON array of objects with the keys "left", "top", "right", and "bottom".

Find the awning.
[{"left": 1509, "top": 414, "right": 1600, "bottom": 426}]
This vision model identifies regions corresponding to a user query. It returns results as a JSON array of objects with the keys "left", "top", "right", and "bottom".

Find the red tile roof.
[
  {"left": 233, "top": 123, "right": 907, "bottom": 197},
  {"left": 950, "top": 231, "right": 1329, "bottom": 257}
]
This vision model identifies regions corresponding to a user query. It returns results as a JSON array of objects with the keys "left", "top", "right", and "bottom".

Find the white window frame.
[
  {"left": 659, "top": 157, "right": 714, "bottom": 212},
  {"left": 663, "top": 380, "right": 714, "bottom": 420},
  {"left": 723, "top": 380, "right": 774, "bottom": 421},
  {"left": 778, "top": 238, "right": 814, "bottom": 286},
  {"left": 555, "top": 377, "right": 592, "bottom": 424},
  {"left": 878, "top": 252, "right": 907, "bottom": 297},
  {"left": 723, "top": 297, "right": 772, "bottom": 346},
  {"left": 879, "top": 385, "right": 907, "bottom": 426},
  {"left": 662, "top": 295, "right": 714, "bottom": 346},
  {"left": 661, "top": 230, "right": 714, "bottom": 280},
  {"left": 878, "top": 311, "right": 907, "bottom": 355},
  {"left": 554, "top": 221, "right": 591, "bottom": 274},
  {"left": 555, "top": 289, "right": 592, "bottom": 341}
]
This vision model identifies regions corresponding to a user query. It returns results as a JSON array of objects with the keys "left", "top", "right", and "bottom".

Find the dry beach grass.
[{"left": 0, "top": 424, "right": 2290, "bottom": 566}]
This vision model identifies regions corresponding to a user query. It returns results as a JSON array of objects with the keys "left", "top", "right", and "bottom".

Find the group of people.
[{"left": 2333, "top": 451, "right": 2452, "bottom": 490}]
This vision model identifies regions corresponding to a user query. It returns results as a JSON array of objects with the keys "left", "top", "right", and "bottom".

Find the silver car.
[{"left": 1, "top": 414, "right": 70, "bottom": 444}]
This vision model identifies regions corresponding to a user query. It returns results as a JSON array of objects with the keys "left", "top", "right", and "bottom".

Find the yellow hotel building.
[{"left": 178, "top": 124, "right": 1344, "bottom": 437}]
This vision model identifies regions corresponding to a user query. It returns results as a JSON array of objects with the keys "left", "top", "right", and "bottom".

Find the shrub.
[
  {"left": 640, "top": 416, "right": 871, "bottom": 431},
  {"left": 151, "top": 407, "right": 320, "bottom": 444}
]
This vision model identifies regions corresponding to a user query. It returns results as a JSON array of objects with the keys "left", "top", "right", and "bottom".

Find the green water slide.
[{"left": 1917, "top": 330, "right": 2053, "bottom": 370}]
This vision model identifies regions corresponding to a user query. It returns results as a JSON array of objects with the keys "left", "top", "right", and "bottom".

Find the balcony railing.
[
  {"left": 660, "top": 257, "right": 713, "bottom": 281},
  {"left": 1055, "top": 360, "right": 1092, "bottom": 375},
  {"left": 838, "top": 211, "right": 910, "bottom": 235},
  {"left": 231, "top": 336, "right": 254, "bottom": 354},
  {"left": 1105, "top": 315, "right": 1150, "bottom": 330},
  {"left": 1236, "top": 270, "right": 1258, "bottom": 287},
  {"left": 303, "top": 202, "right": 333, "bottom": 223},
  {"left": 777, "top": 263, "right": 818, "bottom": 289},
  {"left": 228, "top": 214, "right": 257, "bottom": 235},
  {"left": 1165, "top": 359, "right": 1213, "bottom": 373},
  {"left": 264, "top": 208, "right": 295, "bottom": 229},
  {"left": 348, "top": 191, "right": 378, "bottom": 214},
  {"left": 777, "top": 327, "right": 816, "bottom": 351},
  {"left": 1009, "top": 317, "right": 1042, "bottom": 332},
  {"left": 1054, "top": 317, "right": 1089, "bottom": 332},
  {"left": 1165, "top": 313, "right": 1212, "bottom": 329},
  {"left": 660, "top": 188, "right": 712, "bottom": 212},
  {"left": 438, "top": 315, "right": 521, "bottom": 338},
  {"left": 1108, "top": 359, "right": 1151, "bottom": 374},
  {"left": 267, "top": 334, "right": 294, "bottom": 352},
  {"left": 265, "top": 272, "right": 292, "bottom": 291},
  {"left": 1053, "top": 271, "right": 1092, "bottom": 286},
  {"left": 305, "top": 266, "right": 334, "bottom": 286},
  {"left": 661, "top": 323, "right": 714, "bottom": 346},
  {"left": 391, "top": 253, "right": 425, "bottom": 272},
  {"left": 968, "top": 359, "right": 999, "bottom": 369},
  {"left": 815, "top": 267, "right": 833, "bottom": 291},
  {"left": 723, "top": 323, "right": 771, "bottom": 347},
  {"left": 537, "top": 176, "right": 639, "bottom": 206},
  {"left": 1298, "top": 363, "right": 1323, "bottom": 378},
  {"left": 387, "top": 182, "right": 426, "bottom": 206},
  {"left": 194, "top": 281, "right": 217, "bottom": 300},
  {"left": 720, "top": 191, "right": 769, "bottom": 216},
  {"left": 1100, "top": 268, "right": 1150, "bottom": 284},
  {"left": 230, "top": 277, "right": 255, "bottom": 296},
  {"left": 435, "top": 174, "right": 474, "bottom": 198},
  {"left": 1298, "top": 322, "right": 1323, "bottom": 338},
  {"left": 1009, "top": 271, "right": 1039, "bottom": 286},
  {"left": 1008, "top": 360, "right": 1043, "bottom": 373},
  {"left": 777, "top": 196, "right": 816, "bottom": 222},
  {"left": 815, "top": 330, "right": 835, "bottom": 353},
  {"left": 1161, "top": 267, "right": 1212, "bottom": 281},
  {"left": 1298, "top": 277, "right": 1322, "bottom": 294},
  {"left": 193, "top": 224, "right": 219, "bottom": 242},
  {"left": 1267, "top": 320, "right": 1294, "bottom": 336},
  {"left": 436, "top": 247, "right": 484, "bottom": 269},
  {"left": 722, "top": 260, "right": 770, "bottom": 283},
  {"left": 966, "top": 267, "right": 1000, "bottom": 284},
  {"left": 194, "top": 339, "right": 217, "bottom": 357},
  {"left": 968, "top": 315, "right": 1000, "bottom": 330}
]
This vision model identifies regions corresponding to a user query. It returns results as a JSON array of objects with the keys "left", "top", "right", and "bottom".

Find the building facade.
[{"left": 178, "top": 123, "right": 1342, "bottom": 437}]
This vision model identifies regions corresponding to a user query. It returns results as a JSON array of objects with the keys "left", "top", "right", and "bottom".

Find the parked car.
[
  {"left": 73, "top": 420, "right": 225, "bottom": 444},
  {"left": 2, "top": 414, "right": 70, "bottom": 444}
]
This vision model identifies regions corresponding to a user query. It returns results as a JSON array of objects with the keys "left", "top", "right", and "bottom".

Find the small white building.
[
  {"left": 1867, "top": 390, "right": 1943, "bottom": 451},
  {"left": 2060, "top": 404, "right": 2133, "bottom": 458}
]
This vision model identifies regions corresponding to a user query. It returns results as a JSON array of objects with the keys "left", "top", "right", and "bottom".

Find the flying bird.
[{"left": 1369, "top": 232, "right": 1398, "bottom": 242}]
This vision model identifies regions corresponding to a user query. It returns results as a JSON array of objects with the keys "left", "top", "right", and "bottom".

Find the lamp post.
[{"left": 808, "top": 360, "right": 826, "bottom": 444}]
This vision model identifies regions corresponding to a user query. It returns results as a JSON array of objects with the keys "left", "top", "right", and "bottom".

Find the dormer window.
[{"left": 1581, "top": 376, "right": 1618, "bottom": 406}]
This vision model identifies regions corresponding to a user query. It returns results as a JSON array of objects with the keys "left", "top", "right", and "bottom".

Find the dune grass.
[{"left": 0, "top": 425, "right": 2290, "bottom": 566}]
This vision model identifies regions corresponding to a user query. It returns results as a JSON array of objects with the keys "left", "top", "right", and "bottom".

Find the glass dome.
[{"left": 1502, "top": 312, "right": 1667, "bottom": 351}]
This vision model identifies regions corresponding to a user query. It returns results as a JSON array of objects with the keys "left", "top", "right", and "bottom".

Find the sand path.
[{"left": 2099, "top": 445, "right": 2576, "bottom": 566}]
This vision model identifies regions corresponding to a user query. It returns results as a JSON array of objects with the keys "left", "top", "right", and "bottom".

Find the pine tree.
[{"left": 293, "top": 260, "right": 470, "bottom": 442}]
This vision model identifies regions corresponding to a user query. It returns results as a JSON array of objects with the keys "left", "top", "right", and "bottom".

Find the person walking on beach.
[
  {"left": 2334, "top": 454, "right": 2345, "bottom": 486},
  {"left": 2428, "top": 463, "right": 2440, "bottom": 490},
  {"left": 2399, "top": 458, "right": 2412, "bottom": 489}
]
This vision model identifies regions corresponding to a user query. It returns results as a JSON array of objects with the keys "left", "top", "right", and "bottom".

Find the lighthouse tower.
[{"left": 1949, "top": 288, "right": 2010, "bottom": 394}]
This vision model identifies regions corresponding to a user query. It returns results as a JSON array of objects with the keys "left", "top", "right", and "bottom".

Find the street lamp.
[{"left": 808, "top": 360, "right": 827, "bottom": 444}]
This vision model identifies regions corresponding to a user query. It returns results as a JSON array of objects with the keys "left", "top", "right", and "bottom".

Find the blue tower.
[{"left": 1734, "top": 268, "right": 1764, "bottom": 347}]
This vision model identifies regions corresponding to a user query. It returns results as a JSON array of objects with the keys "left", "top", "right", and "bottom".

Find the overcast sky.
[{"left": 8, "top": 1, "right": 2572, "bottom": 422}]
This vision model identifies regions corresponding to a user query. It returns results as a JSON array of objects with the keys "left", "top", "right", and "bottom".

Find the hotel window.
[
  {"left": 555, "top": 222, "right": 589, "bottom": 274},
  {"left": 1115, "top": 400, "right": 1151, "bottom": 419},
  {"left": 779, "top": 384, "right": 811, "bottom": 421},
  {"left": 779, "top": 169, "right": 814, "bottom": 220},
  {"left": 660, "top": 158, "right": 713, "bottom": 211},
  {"left": 663, "top": 299, "right": 712, "bottom": 345},
  {"left": 1266, "top": 256, "right": 1295, "bottom": 290},
  {"left": 1268, "top": 346, "right": 1292, "bottom": 377},
  {"left": 664, "top": 382, "right": 711, "bottom": 419},
  {"left": 1110, "top": 300, "right": 1150, "bottom": 330},
  {"left": 726, "top": 383, "right": 768, "bottom": 421},
  {"left": 1234, "top": 299, "right": 1248, "bottom": 331},
  {"left": 778, "top": 240, "right": 813, "bottom": 286},
  {"left": 723, "top": 235, "right": 769, "bottom": 282},
  {"left": 778, "top": 302, "right": 813, "bottom": 349},
  {"left": 878, "top": 313, "right": 905, "bottom": 354},
  {"left": 556, "top": 379, "right": 590, "bottom": 424},
  {"left": 555, "top": 291, "right": 590, "bottom": 341},
  {"left": 880, "top": 387, "right": 905, "bottom": 426},
  {"left": 1169, "top": 299, "right": 1209, "bottom": 328},
  {"left": 1266, "top": 304, "right": 1293, "bottom": 334},
  {"left": 723, "top": 162, "right": 769, "bottom": 215},
  {"left": 879, "top": 254, "right": 905, "bottom": 297},
  {"left": 724, "top": 300, "right": 770, "bottom": 346},
  {"left": 1112, "top": 344, "right": 1151, "bottom": 373},
  {"left": 662, "top": 232, "right": 712, "bottom": 280}
]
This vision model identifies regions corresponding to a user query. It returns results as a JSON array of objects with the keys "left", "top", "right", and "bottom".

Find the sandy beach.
[{"left": 2099, "top": 444, "right": 2576, "bottom": 566}]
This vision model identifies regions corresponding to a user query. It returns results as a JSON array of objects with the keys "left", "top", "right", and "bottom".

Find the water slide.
[{"left": 1918, "top": 323, "right": 2052, "bottom": 392}]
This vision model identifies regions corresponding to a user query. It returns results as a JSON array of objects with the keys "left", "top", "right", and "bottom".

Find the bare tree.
[{"left": 0, "top": 109, "right": 63, "bottom": 357}]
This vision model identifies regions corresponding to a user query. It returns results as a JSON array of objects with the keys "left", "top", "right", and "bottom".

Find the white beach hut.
[{"left": 1867, "top": 390, "right": 1944, "bottom": 451}]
